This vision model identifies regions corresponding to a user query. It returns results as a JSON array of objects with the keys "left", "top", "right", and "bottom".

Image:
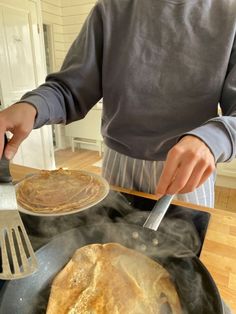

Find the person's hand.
[
  {"left": 156, "top": 135, "right": 215, "bottom": 195},
  {"left": 0, "top": 103, "right": 37, "bottom": 159}
]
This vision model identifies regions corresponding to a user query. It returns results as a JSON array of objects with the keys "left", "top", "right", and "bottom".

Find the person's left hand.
[{"left": 156, "top": 135, "right": 216, "bottom": 195}]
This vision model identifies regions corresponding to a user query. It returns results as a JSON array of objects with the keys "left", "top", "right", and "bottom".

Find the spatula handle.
[{"left": 0, "top": 134, "right": 12, "bottom": 183}]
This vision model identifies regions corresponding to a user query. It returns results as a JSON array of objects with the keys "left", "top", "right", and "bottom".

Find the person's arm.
[
  {"left": 157, "top": 35, "right": 236, "bottom": 196},
  {"left": 181, "top": 34, "right": 236, "bottom": 164},
  {"left": 20, "top": 3, "right": 103, "bottom": 129},
  {"left": 0, "top": 3, "right": 103, "bottom": 159}
]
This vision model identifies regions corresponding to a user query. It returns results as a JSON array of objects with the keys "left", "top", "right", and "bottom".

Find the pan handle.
[{"left": 143, "top": 194, "right": 174, "bottom": 231}]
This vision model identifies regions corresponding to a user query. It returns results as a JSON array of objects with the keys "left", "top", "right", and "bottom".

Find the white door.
[{"left": 0, "top": 0, "right": 55, "bottom": 169}]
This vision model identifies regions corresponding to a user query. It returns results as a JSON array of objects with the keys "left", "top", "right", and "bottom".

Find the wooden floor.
[
  {"left": 55, "top": 148, "right": 102, "bottom": 175},
  {"left": 55, "top": 148, "right": 236, "bottom": 213}
]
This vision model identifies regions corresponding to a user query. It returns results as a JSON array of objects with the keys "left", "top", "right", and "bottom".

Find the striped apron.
[{"left": 102, "top": 145, "right": 215, "bottom": 208}]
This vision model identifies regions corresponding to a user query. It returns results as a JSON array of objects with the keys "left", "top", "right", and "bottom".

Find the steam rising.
[{"left": 12, "top": 191, "right": 219, "bottom": 314}]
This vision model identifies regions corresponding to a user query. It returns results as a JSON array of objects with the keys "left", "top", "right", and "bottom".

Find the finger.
[
  {"left": 195, "top": 166, "right": 215, "bottom": 188},
  {"left": 156, "top": 154, "right": 181, "bottom": 195},
  {"left": 0, "top": 124, "right": 7, "bottom": 158},
  {"left": 4, "top": 133, "right": 27, "bottom": 160},
  {"left": 0, "top": 134, "right": 4, "bottom": 159},
  {"left": 165, "top": 159, "right": 197, "bottom": 194},
  {"left": 175, "top": 160, "right": 215, "bottom": 194},
  {"left": 178, "top": 163, "right": 207, "bottom": 194}
]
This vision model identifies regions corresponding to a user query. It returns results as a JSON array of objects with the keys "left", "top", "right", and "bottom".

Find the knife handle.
[{"left": 0, "top": 134, "right": 12, "bottom": 183}]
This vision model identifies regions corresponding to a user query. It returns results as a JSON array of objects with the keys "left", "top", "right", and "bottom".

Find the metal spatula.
[
  {"left": 143, "top": 194, "right": 174, "bottom": 231},
  {"left": 0, "top": 134, "right": 38, "bottom": 279}
]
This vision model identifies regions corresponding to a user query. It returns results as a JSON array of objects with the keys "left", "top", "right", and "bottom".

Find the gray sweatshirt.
[{"left": 21, "top": 0, "right": 236, "bottom": 163}]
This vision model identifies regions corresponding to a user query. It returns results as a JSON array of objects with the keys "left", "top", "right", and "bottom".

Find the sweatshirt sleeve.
[
  {"left": 182, "top": 35, "right": 236, "bottom": 163},
  {"left": 19, "top": 3, "right": 103, "bottom": 129}
]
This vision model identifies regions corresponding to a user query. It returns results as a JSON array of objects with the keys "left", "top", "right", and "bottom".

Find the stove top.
[
  {"left": 121, "top": 192, "right": 211, "bottom": 257},
  {"left": 17, "top": 190, "right": 211, "bottom": 257},
  {"left": 0, "top": 190, "right": 211, "bottom": 290},
  {"left": 0, "top": 186, "right": 224, "bottom": 314}
]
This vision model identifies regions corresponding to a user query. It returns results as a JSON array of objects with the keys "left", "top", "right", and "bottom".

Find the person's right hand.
[{"left": 0, "top": 102, "right": 37, "bottom": 160}]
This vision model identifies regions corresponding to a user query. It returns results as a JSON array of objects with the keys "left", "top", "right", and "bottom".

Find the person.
[
  {"left": 0, "top": 0, "right": 236, "bottom": 211},
  {"left": 0, "top": 2, "right": 235, "bottom": 311}
]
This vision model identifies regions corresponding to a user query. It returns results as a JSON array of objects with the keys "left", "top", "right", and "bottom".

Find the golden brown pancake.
[
  {"left": 46, "top": 243, "right": 182, "bottom": 314},
  {"left": 16, "top": 169, "right": 108, "bottom": 214}
]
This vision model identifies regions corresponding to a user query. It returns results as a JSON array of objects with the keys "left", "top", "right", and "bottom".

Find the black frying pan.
[{"left": 0, "top": 223, "right": 223, "bottom": 314}]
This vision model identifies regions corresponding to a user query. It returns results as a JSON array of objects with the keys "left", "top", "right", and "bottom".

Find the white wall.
[
  {"left": 40, "top": 0, "right": 98, "bottom": 150},
  {"left": 41, "top": 0, "right": 66, "bottom": 70},
  {"left": 61, "top": 0, "right": 96, "bottom": 52},
  {"left": 41, "top": 0, "right": 96, "bottom": 71}
]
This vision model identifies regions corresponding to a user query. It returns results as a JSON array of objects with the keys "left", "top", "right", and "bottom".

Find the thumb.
[{"left": 4, "top": 133, "right": 27, "bottom": 160}]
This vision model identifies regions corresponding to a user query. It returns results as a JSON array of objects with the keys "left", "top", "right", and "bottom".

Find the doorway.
[{"left": 42, "top": 23, "right": 62, "bottom": 150}]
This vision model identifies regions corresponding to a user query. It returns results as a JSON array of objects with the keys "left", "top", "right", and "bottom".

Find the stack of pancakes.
[{"left": 16, "top": 169, "right": 107, "bottom": 214}]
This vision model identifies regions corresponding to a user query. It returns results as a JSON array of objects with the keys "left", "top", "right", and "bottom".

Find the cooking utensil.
[
  {"left": 143, "top": 194, "right": 174, "bottom": 231},
  {"left": 0, "top": 135, "right": 38, "bottom": 279},
  {"left": 0, "top": 223, "right": 223, "bottom": 314}
]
